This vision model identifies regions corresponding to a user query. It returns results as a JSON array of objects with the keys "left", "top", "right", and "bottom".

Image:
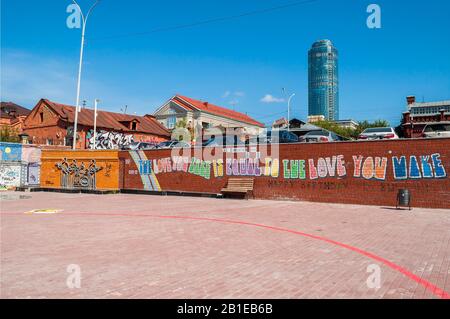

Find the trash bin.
[{"left": 396, "top": 189, "right": 411, "bottom": 210}]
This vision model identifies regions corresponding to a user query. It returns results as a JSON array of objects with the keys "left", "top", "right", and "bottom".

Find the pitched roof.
[
  {"left": 170, "top": 94, "right": 265, "bottom": 128},
  {"left": 1, "top": 102, "right": 31, "bottom": 119},
  {"left": 39, "top": 99, "right": 170, "bottom": 137}
]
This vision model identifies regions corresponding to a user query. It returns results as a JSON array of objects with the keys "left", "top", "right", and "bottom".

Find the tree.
[
  {"left": 0, "top": 125, "right": 20, "bottom": 143},
  {"left": 173, "top": 117, "right": 194, "bottom": 142}
]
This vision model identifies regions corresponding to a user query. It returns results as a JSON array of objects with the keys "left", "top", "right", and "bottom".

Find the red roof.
[
  {"left": 171, "top": 95, "right": 264, "bottom": 128},
  {"left": 1, "top": 102, "right": 31, "bottom": 119},
  {"left": 40, "top": 99, "right": 170, "bottom": 137}
]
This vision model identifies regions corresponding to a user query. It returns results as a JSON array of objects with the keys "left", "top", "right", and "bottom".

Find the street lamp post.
[
  {"left": 282, "top": 88, "right": 295, "bottom": 131},
  {"left": 72, "top": 0, "right": 100, "bottom": 150},
  {"left": 93, "top": 99, "right": 100, "bottom": 149},
  {"left": 287, "top": 93, "right": 295, "bottom": 131}
]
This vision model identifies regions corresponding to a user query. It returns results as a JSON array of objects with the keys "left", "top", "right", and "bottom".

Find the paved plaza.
[{"left": 1, "top": 191, "right": 449, "bottom": 299}]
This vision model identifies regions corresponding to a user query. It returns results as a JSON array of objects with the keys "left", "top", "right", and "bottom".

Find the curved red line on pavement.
[{"left": 4, "top": 211, "right": 449, "bottom": 299}]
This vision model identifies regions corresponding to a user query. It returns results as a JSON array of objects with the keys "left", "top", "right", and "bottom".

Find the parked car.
[
  {"left": 153, "top": 140, "right": 191, "bottom": 149},
  {"left": 300, "top": 130, "right": 343, "bottom": 143},
  {"left": 202, "top": 135, "right": 246, "bottom": 148},
  {"left": 421, "top": 123, "right": 450, "bottom": 138},
  {"left": 121, "top": 142, "right": 157, "bottom": 150},
  {"left": 358, "top": 127, "right": 399, "bottom": 140},
  {"left": 257, "top": 130, "right": 299, "bottom": 144}
]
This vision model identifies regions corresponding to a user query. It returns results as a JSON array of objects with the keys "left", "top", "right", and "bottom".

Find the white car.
[
  {"left": 358, "top": 127, "right": 399, "bottom": 140},
  {"left": 421, "top": 123, "right": 450, "bottom": 138}
]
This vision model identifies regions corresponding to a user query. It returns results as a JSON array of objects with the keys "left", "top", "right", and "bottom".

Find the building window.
[
  {"left": 131, "top": 121, "right": 137, "bottom": 131},
  {"left": 40, "top": 112, "right": 44, "bottom": 123},
  {"left": 167, "top": 116, "right": 176, "bottom": 129}
]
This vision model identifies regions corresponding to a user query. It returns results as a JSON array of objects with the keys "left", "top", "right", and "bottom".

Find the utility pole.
[{"left": 72, "top": 0, "right": 100, "bottom": 150}]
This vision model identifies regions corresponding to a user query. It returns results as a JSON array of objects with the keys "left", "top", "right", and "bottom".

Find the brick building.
[
  {"left": 0, "top": 102, "right": 31, "bottom": 134},
  {"left": 23, "top": 99, "right": 170, "bottom": 149},
  {"left": 401, "top": 96, "right": 450, "bottom": 138}
]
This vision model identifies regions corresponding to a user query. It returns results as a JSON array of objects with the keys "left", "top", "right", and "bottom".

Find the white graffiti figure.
[{"left": 87, "top": 130, "right": 134, "bottom": 150}]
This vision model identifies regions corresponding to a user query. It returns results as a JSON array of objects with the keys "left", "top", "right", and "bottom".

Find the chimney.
[
  {"left": 406, "top": 96, "right": 416, "bottom": 105},
  {"left": 204, "top": 102, "right": 208, "bottom": 107}
]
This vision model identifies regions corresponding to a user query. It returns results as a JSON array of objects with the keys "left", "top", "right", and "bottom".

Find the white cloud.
[
  {"left": 222, "top": 91, "right": 231, "bottom": 98},
  {"left": 222, "top": 91, "right": 245, "bottom": 99},
  {"left": 260, "top": 94, "right": 285, "bottom": 103}
]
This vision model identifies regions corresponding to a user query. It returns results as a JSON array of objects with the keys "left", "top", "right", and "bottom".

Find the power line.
[{"left": 89, "top": 0, "right": 320, "bottom": 41}]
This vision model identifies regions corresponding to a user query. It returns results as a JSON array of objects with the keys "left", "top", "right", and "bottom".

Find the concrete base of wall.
[
  {"left": 120, "top": 188, "right": 222, "bottom": 199},
  {"left": 16, "top": 187, "right": 120, "bottom": 195}
]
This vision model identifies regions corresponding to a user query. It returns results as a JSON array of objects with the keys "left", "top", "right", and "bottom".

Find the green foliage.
[
  {"left": 173, "top": 117, "right": 194, "bottom": 141},
  {"left": 314, "top": 119, "right": 390, "bottom": 139},
  {"left": 175, "top": 117, "right": 188, "bottom": 129},
  {"left": 0, "top": 125, "right": 20, "bottom": 142}
]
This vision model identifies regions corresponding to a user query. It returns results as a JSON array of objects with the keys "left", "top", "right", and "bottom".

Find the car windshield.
[
  {"left": 305, "top": 130, "right": 329, "bottom": 136},
  {"left": 363, "top": 127, "right": 392, "bottom": 133},
  {"left": 425, "top": 124, "right": 450, "bottom": 132},
  {"left": 174, "top": 142, "right": 190, "bottom": 147},
  {"left": 203, "top": 135, "right": 244, "bottom": 146},
  {"left": 158, "top": 141, "right": 173, "bottom": 147}
]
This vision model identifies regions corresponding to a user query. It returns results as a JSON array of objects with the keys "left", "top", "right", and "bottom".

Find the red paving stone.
[{"left": 1, "top": 191, "right": 449, "bottom": 299}]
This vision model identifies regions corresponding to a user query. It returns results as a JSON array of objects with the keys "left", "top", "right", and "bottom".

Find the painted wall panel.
[{"left": 119, "top": 138, "right": 450, "bottom": 209}]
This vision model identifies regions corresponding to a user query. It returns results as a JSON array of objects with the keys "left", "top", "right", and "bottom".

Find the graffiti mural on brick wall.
[
  {"left": 129, "top": 152, "right": 447, "bottom": 183},
  {"left": 284, "top": 153, "right": 446, "bottom": 180},
  {"left": 87, "top": 130, "right": 134, "bottom": 150},
  {"left": 0, "top": 165, "right": 21, "bottom": 187},
  {"left": 56, "top": 158, "right": 103, "bottom": 189}
]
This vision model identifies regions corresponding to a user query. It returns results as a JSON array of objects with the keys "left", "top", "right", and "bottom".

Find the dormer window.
[{"left": 131, "top": 121, "right": 137, "bottom": 131}]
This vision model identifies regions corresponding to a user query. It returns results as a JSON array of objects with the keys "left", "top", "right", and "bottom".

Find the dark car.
[
  {"left": 257, "top": 130, "right": 299, "bottom": 144},
  {"left": 202, "top": 135, "right": 246, "bottom": 148}
]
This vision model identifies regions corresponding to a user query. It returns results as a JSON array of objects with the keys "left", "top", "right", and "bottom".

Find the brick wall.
[
  {"left": 40, "top": 150, "right": 120, "bottom": 190},
  {"left": 119, "top": 138, "right": 450, "bottom": 209}
]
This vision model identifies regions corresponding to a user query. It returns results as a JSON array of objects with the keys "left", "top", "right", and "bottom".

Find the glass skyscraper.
[{"left": 308, "top": 40, "right": 339, "bottom": 121}]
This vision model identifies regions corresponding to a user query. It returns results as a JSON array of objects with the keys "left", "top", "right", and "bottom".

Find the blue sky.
[{"left": 2, "top": 0, "right": 450, "bottom": 126}]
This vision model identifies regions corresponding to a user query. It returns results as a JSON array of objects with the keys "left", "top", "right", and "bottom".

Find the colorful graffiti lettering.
[
  {"left": 308, "top": 156, "right": 346, "bottom": 180},
  {"left": 353, "top": 156, "right": 388, "bottom": 180},
  {"left": 393, "top": 153, "right": 446, "bottom": 180},
  {"left": 283, "top": 160, "right": 307, "bottom": 179},
  {"left": 129, "top": 151, "right": 447, "bottom": 187},
  {"left": 226, "top": 158, "right": 263, "bottom": 177}
]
